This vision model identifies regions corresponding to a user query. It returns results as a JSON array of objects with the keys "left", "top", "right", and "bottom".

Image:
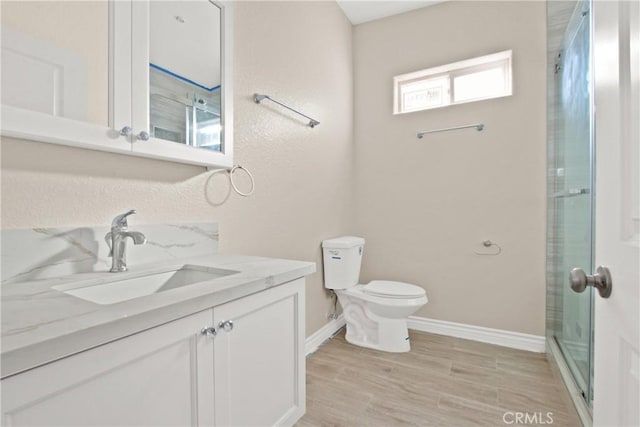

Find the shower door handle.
[{"left": 569, "top": 266, "right": 612, "bottom": 298}]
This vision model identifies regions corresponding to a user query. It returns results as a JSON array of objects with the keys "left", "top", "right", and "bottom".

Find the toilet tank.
[{"left": 322, "top": 236, "right": 365, "bottom": 290}]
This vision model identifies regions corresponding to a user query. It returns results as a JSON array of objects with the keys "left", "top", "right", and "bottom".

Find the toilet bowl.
[{"left": 322, "top": 237, "right": 428, "bottom": 353}]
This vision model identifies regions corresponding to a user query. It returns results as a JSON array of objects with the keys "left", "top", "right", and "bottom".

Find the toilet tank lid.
[{"left": 322, "top": 236, "right": 365, "bottom": 249}]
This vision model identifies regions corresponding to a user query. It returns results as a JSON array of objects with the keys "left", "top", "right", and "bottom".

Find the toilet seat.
[{"left": 362, "top": 280, "right": 426, "bottom": 299}]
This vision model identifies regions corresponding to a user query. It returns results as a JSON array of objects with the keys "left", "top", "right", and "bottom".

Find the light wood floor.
[{"left": 297, "top": 329, "right": 581, "bottom": 427}]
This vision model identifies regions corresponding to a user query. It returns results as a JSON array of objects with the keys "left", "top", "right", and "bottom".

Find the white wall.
[
  {"left": 0, "top": 1, "right": 354, "bottom": 337},
  {"left": 353, "top": 1, "right": 547, "bottom": 335}
]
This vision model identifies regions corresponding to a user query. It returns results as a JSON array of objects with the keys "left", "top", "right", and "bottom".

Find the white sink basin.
[{"left": 53, "top": 265, "right": 239, "bottom": 305}]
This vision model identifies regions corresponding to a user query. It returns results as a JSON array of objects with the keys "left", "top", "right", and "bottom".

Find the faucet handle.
[{"left": 111, "top": 209, "right": 137, "bottom": 229}]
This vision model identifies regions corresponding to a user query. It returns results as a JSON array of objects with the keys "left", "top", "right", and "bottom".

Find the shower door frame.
[{"left": 545, "top": 0, "right": 596, "bottom": 424}]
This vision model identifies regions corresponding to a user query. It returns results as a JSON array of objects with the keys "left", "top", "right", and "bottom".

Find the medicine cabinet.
[{"left": 1, "top": 0, "right": 233, "bottom": 169}]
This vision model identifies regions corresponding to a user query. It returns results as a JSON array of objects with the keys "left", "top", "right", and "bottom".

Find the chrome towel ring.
[{"left": 228, "top": 165, "right": 255, "bottom": 197}]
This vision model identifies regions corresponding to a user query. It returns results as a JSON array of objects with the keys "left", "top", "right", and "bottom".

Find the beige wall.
[
  {"left": 353, "top": 1, "right": 547, "bottom": 335},
  {"left": 2, "top": 1, "right": 548, "bottom": 338},
  {"left": 1, "top": 1, "right": 354, "bottom": 337}
]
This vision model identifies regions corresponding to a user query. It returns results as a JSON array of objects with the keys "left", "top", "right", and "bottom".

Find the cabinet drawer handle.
[
  {"left": 218, "top": 320, "right": 234, "bottom": 332},
  {"left": 201, "top": 326, "right": 217, "bottom": 337}
]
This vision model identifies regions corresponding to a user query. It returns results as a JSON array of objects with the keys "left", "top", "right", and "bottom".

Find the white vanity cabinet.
[{"left": 1, "top": 279, "right": 305, "bottom": 427}]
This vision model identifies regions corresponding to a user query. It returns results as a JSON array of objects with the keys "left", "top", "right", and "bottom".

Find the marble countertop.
[{"left": 1, "top": 254, "right": 315, "bottom": 379}]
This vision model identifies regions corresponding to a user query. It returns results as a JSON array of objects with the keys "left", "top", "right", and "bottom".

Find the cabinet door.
[
  {"left": 1, "top": 0, "right": 132, "bottom": 154},
  {"left": 213, "top": 279, "right": 306, "bottom": 427},
  {"left": 1, "top": 310, "right": 215, "bottom": 427}
]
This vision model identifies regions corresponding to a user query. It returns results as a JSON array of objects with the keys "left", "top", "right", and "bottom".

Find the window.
[{"left": 394, "top": 50, "right": 512, "bottom": 114}]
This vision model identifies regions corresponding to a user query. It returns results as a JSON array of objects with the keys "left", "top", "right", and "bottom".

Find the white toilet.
[{"left": 322, "top": 236, "right": 428, "bottom": 352}]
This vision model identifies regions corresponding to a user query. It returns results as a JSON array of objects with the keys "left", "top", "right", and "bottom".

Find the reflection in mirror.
[
  {"left": 149, "top": 0, "right": 222, "bottom": 152},
  {"left": 0, "top": 1, "right": 109, "bottom": 127}
]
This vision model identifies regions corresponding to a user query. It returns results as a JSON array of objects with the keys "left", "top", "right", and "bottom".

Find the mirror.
[{"left": 148, "top": 1, "right": 223, "bottom": 152}]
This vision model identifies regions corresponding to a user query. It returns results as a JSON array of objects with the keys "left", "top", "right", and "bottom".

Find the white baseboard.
[
  {"left": 305, "top": 315, "right": 345, "bottom": 356},
  {"left": 305, "top": 315, "right": 545, "bottom": 355},
  {"left": 407, "top": 316, "right": 546, "bottom": 353}
]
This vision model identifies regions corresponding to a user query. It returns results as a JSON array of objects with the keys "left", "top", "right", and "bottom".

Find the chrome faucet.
[{"left": 105, "top": 210, "right": 147, "bottom": 272}]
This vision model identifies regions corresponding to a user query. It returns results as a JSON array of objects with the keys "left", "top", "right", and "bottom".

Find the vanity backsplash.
[{"left": 1, "top": 223, "right": 219, "bottom": 285}]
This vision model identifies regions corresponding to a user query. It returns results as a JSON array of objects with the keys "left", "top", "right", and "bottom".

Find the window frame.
[
  {"left": 393, "top": 50, "right": 513, "bottom": 114},
  {"left": 398, "top": 73, "right": 451, "bottom": 113}
]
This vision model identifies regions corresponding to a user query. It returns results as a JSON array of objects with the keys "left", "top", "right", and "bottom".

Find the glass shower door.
[{"left": 547, "top": 0, "right": 594, "bottom": 406}]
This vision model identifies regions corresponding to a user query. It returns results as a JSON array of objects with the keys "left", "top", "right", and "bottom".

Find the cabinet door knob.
[
  {"left": 218, "top": 320, "right": 234, "bottom": 332},
  {"left": 201, "top": 326, "right": 217, "bottom": 337},
  {"left": 120, "top": 126, "right": 133, "bottom": 137},
  {"left": 136, "top": 131, "right": 150, "bottom": 141}
]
